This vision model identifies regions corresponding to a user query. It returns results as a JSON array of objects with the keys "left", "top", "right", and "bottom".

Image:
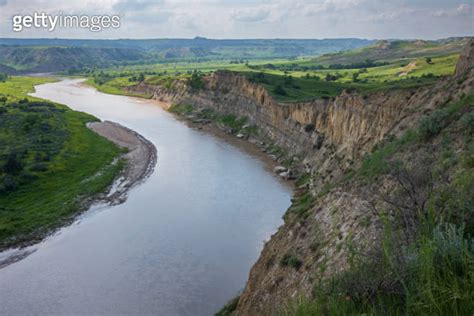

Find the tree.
[
  {"left": 0, "top": 72, "right": 8, "bottom": 82},
  {"left": 2, "top": 153, "right": 23, "bottom": 175},
  {"left": 187, "top": 71, "right": 205, "bottom": 91},
  {"left": 325, "top": 73, "right": 338, "bottom": 82},
  {"left": 273, "top": 85, "right": 287, "bottom": 96},
  {"left": 352, "top": 72, "right": 360, "bottom": 82},
  {"left": 425, "top": 57, "right": 433, "bottom": 64},
  {"left": 138, "top": 73, "right": 145, "bottom": 82}
]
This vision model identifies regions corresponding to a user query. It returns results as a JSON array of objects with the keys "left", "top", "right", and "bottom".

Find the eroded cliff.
[{"left": 126, "top": 38, "right": 474, "bottom": 315}]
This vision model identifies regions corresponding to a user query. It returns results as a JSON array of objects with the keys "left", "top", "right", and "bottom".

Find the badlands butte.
[{"left": 124, "top": 39, "right": 474, "bottom": 314}]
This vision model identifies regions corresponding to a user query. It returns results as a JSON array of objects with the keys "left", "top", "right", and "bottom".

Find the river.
[{"left": 0, "top": 79, "right": 291, "bottom": 315}]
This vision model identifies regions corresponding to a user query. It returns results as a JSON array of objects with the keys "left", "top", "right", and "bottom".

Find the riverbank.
[
  {"left": 0, "top": 77, "right": 157, "bottom": 254},
  {"left": 83, "top": 79, "right": 295, "bottom": 185},
  {"left": 0, "top": 118, "right": 156, "bottom": 266},
  {"left": 87, "top": 121, "right": 157, "bottom": 205}
]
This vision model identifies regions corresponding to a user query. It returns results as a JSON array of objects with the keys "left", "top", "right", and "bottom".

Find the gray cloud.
[
  {"left": 0, "top": 0, "right": 472, "bottom": 39},
  {"left": 231, "top": 8, "right": 270, "bottom": 22},
  {"left": 112, "top": 0, "right": 160, "bottom": 12}
]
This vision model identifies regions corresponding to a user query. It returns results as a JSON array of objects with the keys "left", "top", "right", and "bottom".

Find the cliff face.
[
  {"left": 126, "top": 40, "right": 473, "bottom": 314},
  {"left": 128, "top": 68, "right": 454, "bottom": 188},
  {"left": 455, "top": 38, "right": 474, "bottom": 77}
]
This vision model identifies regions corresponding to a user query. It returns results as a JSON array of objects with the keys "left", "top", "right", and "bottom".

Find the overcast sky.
[{"left": 0, "top": 0, "right": 472, "bottom": 39}]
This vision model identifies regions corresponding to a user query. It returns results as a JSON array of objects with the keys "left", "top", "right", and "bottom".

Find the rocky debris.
[
  {"left": 273, "top": 166, "right": 287, "bottom": 173},
  {"left": 278, "top": 170, "right": 295, "bottom": 180},
  {"left": 192, "top": 118, "right": 211, "bottom": 124}
]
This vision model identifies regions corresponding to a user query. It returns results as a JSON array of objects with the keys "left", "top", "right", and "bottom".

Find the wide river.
[{"left": 0, "top": 79, "right": 291, "bottom": 315}]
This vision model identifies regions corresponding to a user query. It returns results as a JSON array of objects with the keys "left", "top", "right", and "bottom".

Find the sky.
[{"left": 0, "top": 0, "right": 472, "bottom": 39}]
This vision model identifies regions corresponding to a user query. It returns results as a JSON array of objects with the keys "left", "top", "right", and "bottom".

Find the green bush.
[
  {"left": 1, "top": 175, "right": 18, "bottom": 192},
  {"left": 280, "top": 253, "right": 303, "bottom": 270},
  {"left": 460, "top": 111, "right": 474, "bottom": 135},
  {"left": 418, "top": 108, "right": 449, "bottom": 140},
  {"left": 187, "top": 71, "right": 205, "bottom": 91},
  {"left": 215, "top": 295, "right": 240, "bottom": 316},
  {"left": 274, "top": 84, "right": 287, "bottom": 96}
]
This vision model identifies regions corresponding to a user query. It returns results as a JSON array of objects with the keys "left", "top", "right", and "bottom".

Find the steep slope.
[{"left": 126, "top": 39, "right": 473, "bottom": 314}]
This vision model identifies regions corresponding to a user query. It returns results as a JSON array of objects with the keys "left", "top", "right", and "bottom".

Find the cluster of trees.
[
  {"left": 328, "top": 59, "right": 389, "bottom": 69},
  {"left": 187, "top": 71, "right": 205, "bottom": 91},
  {"left": 248, "top": 63, "right": 324, "bottom": 72},
  {"left": 325, "top": 73, "right": 342, "bottom": 82},
  {"left": 93, "top": 71, "right": 113, "bottom": 85},
  {"left": 249, "top": 59, "right": 387, "bottom": 73},
  {"left": 229, "top": 60, "right": 249, "bottom": 64},
  {"left": 128, "top": 73, "right": 145, "bottom": 83},
  {"left": 0, "top": 72, "right": 8, "bottom": 82}
]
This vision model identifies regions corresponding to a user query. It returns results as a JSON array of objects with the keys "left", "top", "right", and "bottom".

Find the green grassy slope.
[
  {"left": 0, "top": 77, "right": 123, "bottom": 248},
  {"left": 311, "top": 38, "right": 469, "bottom": 66},
  {"left": 84, "top": 39, "right": 464, "bottom": 103},
  {"left": 0, "top": 38, "right": 373, "bottom": 74}
]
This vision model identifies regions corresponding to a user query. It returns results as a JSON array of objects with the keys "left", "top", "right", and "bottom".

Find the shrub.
[
  {"left": 285, "top": 223, "right": 474, "bottom": 315},
  {"left": 304, "top": 124, "right": 315, "bottom": 133},
  {"left": 274, "top": 84, "right": 287, "bottom": 96},
  {"left": 2, "top": 153, "right": 23, "bottom": 174},
  {"left": 280, "top": 253, "right": 303, "bottom": 270},
  {"left": 215, "top": 295, "right": 240, "bottom": 316},
  {"left": 418, "top": 108, "right": 449, "bottom": 140},
  {"left": 1, "top": 175, "right": 18, "bottom": 192},
  {"left": 187, "top": 71, "right": 205, "bottom": 91},
  {"left": 460, "top": 111, "right": 474, "bottom": 135},
  {"left": 30, "top": 162, "right": 48, "bottom": 172}
]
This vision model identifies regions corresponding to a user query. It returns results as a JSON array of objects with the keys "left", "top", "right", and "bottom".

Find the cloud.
[
  {"left": 231, "top": 8, "right": 270, "bottom": 22},
  {"left": 456, "top": 3, "right": 472, "bottom": 15},
  {"left": 112, "top": 0, "right": 159, "bottom": 12},
  {"left": 429, "top": 3, "right": 472, "bottom": 18},
  {"left": 0, "top": 0, "right": 471, "bottom": 39}
]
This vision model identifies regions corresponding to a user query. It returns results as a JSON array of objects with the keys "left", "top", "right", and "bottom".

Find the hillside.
[
  {"left": 80, "top": 36, "right": 469, "bottom": 106},
  {"left": 311, "top": 37, "right": 469, "bottom": 66},
  {"left": 0, "top": 38, "right": 373, "bottom": 74},
  {"left": 119, "top": 38, "right": 473, "bottom": 315}
]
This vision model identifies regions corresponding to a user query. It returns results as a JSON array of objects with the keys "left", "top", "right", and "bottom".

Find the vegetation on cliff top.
[
  {"left": 0, "top": 76, "right": 123, "bottom": 249},
  {"left": 83, "top": 39, "right": 463, "bottom": 103}
]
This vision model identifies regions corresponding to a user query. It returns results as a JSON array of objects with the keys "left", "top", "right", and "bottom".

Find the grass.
[
  {"left": 85, "top": 52, "right": 458, "bottom": 103},
  {"left": 0, "top": 76, "right": 123, "bottom": 248},
  {"left": 215, "top": 296, "right": 240, "bottom": 316},
  {"left": 282, "top": 223, "right": 474, "bottom": 316},
  {"left": 0, "top": 76, "right": 56, "bottom": 101},
  {"left": 85, "top": 77, "right": 152, "bottom": 98},
  {"left": 76, "top": 38, "right": 465, "bottom": 104},
  {"left": 359, "top": 93, "right": 474, "bottom": 180},
  {"left": 281, "top": 93, "right": 474, "bottom": 315},
  {"left": 280, "top": 253, "right": 303, "bottom": 270},
  {"left": 169, "top": 103, "right": 255, "bottom": 136}
]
